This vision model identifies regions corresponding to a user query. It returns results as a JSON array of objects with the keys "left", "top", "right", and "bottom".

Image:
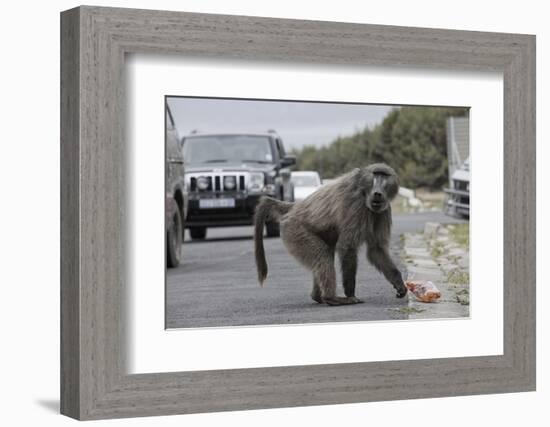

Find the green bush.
[{"left": 292, "top": 106, "right": 468, "bottom": 190}]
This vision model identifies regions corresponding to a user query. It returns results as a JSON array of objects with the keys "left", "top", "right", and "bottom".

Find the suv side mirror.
[
  {"left": 280, "top": 155, "right": 296, "bottom": 168},
  {"left": 280, "top": 169, "right": 291, "bottom": 180}
]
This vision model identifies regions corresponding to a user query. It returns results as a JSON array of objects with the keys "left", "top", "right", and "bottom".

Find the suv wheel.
[
  {"left": 190, "top": 227, "right": 207, "bottom": 240},
  {"left": 265, "top": 221, "right": 280, "bottom": 238},
  {"left": 166, "top": 207, "right": 183, "bottom": 268}
]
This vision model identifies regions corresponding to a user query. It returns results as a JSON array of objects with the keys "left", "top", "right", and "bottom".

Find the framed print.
[{"left": 60, "top": 6, "right": 535, "bottom": 420}]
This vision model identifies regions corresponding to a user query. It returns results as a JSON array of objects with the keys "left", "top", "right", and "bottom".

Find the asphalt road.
[{"left": 166, "top": 211, "right": 465, "bottom": 329}]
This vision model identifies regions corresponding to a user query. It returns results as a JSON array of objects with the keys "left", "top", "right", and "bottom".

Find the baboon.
[{"left": 254, "top": 163, "right": 408, "bottom": 306}]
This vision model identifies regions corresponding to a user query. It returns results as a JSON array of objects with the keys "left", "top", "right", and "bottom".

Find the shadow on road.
[
  {"left": 185, "top": 234, "right": 254, "bottom": 244},
  {"left": 184, "top": 232, "right": 281, "bottom": 244}
]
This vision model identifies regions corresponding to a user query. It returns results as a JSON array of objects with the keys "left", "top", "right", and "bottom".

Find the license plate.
[{"left": 199, "top": 198, "right": 236, "bottom": 209}]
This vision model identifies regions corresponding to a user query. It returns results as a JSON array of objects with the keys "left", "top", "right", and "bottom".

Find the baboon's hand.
[
  {"left": 388, "top": 268, "right": 407, "bottom": 298},
  {"left": 395, "top": 285, "right": 408, "bottom": 298}
]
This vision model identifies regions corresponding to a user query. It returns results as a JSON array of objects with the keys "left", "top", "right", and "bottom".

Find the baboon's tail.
[{"left": 254, "top": 197, "right": 293, "bottom": 286}]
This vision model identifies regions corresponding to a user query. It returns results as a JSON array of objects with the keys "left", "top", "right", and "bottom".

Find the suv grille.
[{"left": 188, "top": 173, "right": 248, "bottom": 192}]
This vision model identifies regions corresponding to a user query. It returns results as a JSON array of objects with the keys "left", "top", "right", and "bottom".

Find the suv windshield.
[{"left": 182, "top": 135, "right": 273, "bottom": 164}]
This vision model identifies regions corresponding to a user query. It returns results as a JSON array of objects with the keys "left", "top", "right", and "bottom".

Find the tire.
[
  {"left": 190, "top": 227, "right": 207, "bottom": 240},
  {"left": 265, "top": 221, "right": 280, "bottom": 238},
  {"left": 166, "top": 207, "right": 183, "bottom": 268}
]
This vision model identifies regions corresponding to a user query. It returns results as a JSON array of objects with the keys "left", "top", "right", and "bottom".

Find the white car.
[
  {"left": 291, "top": 171, "right": 322, "bottom": 202},
  {"left": 444, "top": 157, "right": 470, "bottom": 218}
]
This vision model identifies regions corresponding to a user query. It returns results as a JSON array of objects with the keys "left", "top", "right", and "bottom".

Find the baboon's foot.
[
  {"left": 324, "top": 296, "right": 364, "bottom": 306},
  {"left": 311, "top": 291, "right": 324, "bottom": 304},
  {"left": 395, "top": 284, "right": 408, "bottom": 298}
]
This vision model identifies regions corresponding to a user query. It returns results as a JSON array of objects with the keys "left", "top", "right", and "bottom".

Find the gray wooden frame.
[{"left": 60, "top": 5, "right": 536, "bottom": 421}]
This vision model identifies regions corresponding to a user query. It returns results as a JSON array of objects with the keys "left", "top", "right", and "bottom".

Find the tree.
[{"left": 292, "top": 106, "right": 468, "bottom": 190}]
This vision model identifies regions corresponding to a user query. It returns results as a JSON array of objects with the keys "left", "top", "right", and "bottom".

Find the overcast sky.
[{"left": 167, "top": 97, "right": 393, "bottom": 150}]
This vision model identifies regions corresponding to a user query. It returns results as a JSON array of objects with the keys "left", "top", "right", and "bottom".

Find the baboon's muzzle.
[{"left": 368, "top": 192, "right": 388, "bottom": 212}]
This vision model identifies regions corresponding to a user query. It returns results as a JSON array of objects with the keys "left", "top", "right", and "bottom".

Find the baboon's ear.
[
  {"left": 355, "top": 168, "right": 370, "bottom": 192},
  {"left": 388, "top": 173, "right": 400, "bottom": 199}
]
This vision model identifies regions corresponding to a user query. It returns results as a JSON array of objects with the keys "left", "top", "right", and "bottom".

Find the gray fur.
[
  {"left": 254, "top": 197, "right": 294, "bottom": 285},
  {"left": 254, "top": 163, "right": 407, "bottom": 305}
]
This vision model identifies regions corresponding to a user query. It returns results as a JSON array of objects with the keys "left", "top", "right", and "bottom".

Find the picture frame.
[{"left": 60, "top": 5, "right": 535, "bottom": 420}]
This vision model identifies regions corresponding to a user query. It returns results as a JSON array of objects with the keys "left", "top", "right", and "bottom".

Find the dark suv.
[
  {"left": 165, "top": 106, "right": 187, "bottom": 267},
  {"left": 182, "top": 131, "right": 295, "bottom": 239}
]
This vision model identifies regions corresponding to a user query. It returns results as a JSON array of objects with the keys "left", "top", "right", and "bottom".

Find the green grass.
[
  {"left": 447, "top": 268, "right": 470, "bottom": 285},
  {"left": 450, "top": 223, "right": 470, "bottom": 248},
  {"left": 446, "top": 254, "right": 460, "bottom": 264},
  {"left": 395, "top": 307, "right": 426, "bottom": 314},
  {"left": 431, "top": 241, "right": 446, "bottom": 258},
  {"left": 455, "top": 289, "right": 470, "bottom": 306}
]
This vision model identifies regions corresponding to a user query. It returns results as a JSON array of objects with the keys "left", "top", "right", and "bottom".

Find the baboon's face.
[{"left": 365, "top": 169, "right": 399, "bottom": 213}]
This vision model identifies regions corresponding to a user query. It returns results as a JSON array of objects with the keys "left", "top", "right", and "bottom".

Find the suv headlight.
[
  {"left": 224, "top": 176, "right": 236, "bottom": 190},
  {"left": 248, "top": 172, "right": 264, "bottom": 193},
  {"left": 197, "top": 176, "right": 210, "bottom": 191}
]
